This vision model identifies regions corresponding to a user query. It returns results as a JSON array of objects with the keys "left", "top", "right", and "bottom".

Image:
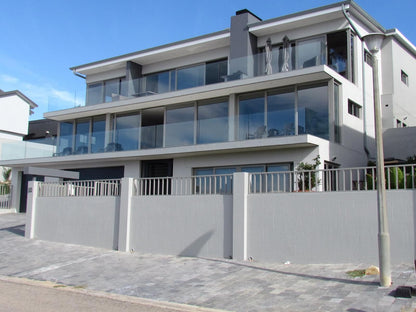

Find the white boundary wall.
[{"left": 25, "top": 174, "right": 416, "bottom": 264}]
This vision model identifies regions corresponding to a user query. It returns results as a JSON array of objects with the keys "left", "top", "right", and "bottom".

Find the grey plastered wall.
[
  {"left": 247, "top": 190, "right": 416, "bottom": 264},
  {"left": 34, "top": 197, "right": 120, "bottom": 250},
  {"left": 129, "top": 195, "right": 233, "bottom": 258}
]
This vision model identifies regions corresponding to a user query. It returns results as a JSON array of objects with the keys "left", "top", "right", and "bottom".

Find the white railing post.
[
  {"left": 233, "top": 172, "right": 249, "bottom": 261},
  {"left": 118, "top": 178, "right": 134, "bottom": 252},
  {"left": 25, "top": 181, "right": 39, "bottom": 239}
]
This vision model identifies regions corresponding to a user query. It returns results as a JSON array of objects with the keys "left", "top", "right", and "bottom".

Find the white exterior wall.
[
  {"left": 390, "top": 39, "right": 416, "bottom": 127},
  {"left": 0, "top": 94, "right": 30, "bottom": 137}
]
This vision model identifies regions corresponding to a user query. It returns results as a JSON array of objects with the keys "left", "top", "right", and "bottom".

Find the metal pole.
[{"left": 372, "top": 51, "right": 391, "bottom": 287}]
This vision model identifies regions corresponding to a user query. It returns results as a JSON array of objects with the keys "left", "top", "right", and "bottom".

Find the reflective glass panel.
[
  {"left": 115, "top": 113, "right": 140, "bottom": 151},
  {"left": 58, "top": 121, "right": 73, "bottom": 155},
  {"left": 197, "top": 100, "right": 228, "bottom": 144},
  {"left": 91, "top": 116, "right": 106, "bottom": 153},
  {"left": 205, "top": 59, "right": 227, "bottom": 84},
  {"left": 104, "top": 79, "right": 120, "bottom": 103},
  {"left": 145, "top": 71, "right": 170, "bottom": 95},
  {"left": 297, "top": 37, "right": 326, "bottom": 69},
  {"left": 298, "top": 84, "right": 329, "bottom": 139},
  {"left": 238, "top": 93, "right": 265, "bottom": 140},
  {"left": 165, "top": 105, "right": 195, "bottom": 147},
  {"left": 176, "top": 65, "right": 205, "bottom": 90},
  {"left": 267, "top": 88, "right": 295, "bottom": 137},
  {"left": 86, "top": 83, "right": 103, "bottom": 106},
  {"left": 75, "top": 119, "right": 90, "bottom": 154}
]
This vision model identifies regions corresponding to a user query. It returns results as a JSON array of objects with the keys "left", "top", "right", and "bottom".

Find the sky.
[{"left": 0, "top": 0, "right": 415, "bottom": 121}]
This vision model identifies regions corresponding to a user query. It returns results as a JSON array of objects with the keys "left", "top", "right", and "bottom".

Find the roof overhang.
[{"left": 71, "top": 30, "right": 230, "bottom": 76}]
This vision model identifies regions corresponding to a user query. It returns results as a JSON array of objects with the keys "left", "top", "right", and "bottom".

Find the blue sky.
[{"left": 0, "top": 0, "right": 414, "bottom": 121}]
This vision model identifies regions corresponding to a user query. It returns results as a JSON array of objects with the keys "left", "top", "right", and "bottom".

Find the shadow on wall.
[{"left": 178, "top": 230, "right": 214, "bottom": 257}]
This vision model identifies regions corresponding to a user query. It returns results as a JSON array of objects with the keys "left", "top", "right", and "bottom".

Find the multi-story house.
[{"left": 1, "top": 0, "right": 415, "bottom": 212}]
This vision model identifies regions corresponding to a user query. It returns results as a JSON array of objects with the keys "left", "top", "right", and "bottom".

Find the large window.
[
  {"left": 91, "top": 116, "right": 106, "bottom": 153},
  {"left": 238, "top": 92, "right": 265, "bottom": 140},
  {"left": 58, "top": 121, "right": 74, "bottom": 155},
  {"left": 165, "top": 105, "right": 195, "bottom": 147},
  {"left": 205, "top": 59, "right": 228, "bottom": 85},
  {"left": 197, "top": 99, "right": 229, "bottom": 144},
  {"left": 298, "top": 84, "right": 329, "bottom": 139},
  {"left": 296, "top": 36, "right": 326, "bottom": 69},
  {"left": 194, "top": 163, "right": 292, "bottom": 193},
  {"left": 74, "top": 119, "right": 90, "bottom": 154},
  {"left": 267, "top": 88, "right": 295, "bottom": 137},
  {"left": 114, "top": 113, "right": 140, "bottom": 151},
  {"left": 87, "top": 77, "right": 126, "bottom": 105},
  {"left": 176, "top": 64, "right": 205, "bottom": 90},
  {"left": 238, "top": 83, "right": 329, "bottom": 141}
]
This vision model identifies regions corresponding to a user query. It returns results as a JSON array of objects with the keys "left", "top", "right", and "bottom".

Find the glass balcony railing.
[{"left": 70, "top": 41, "right": 332, "bottom": 109}]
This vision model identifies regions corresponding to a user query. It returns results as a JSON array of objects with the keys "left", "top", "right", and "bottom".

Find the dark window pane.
[
  {"left": 197, "top": 100, "right": 228, "bottom": 144},
  {"left": 86, "top": 83, "right": 103, "bottom": 105},
  {"left": 267, "top": 88, "right": 295, "bottom": 137},
  {"left": 177, "top": 65, "right": 204, "bottom": 90},
  {"left": 238, "top": 93, "right": 265, "bottom": 140},
  {"left": 206, "top": 59, "right": 228, "bottom": 84},
  {"left": 298, "top": 84, "right": 329, "bottom": 139},
  {"left": 165, "top": 106, "right": 195, "bottom": 147},
  {"left": 115, "top": 113, "right": 140, "bottom": 151},
  {"left": 91, "top": 116, "right": 106, "bottom": 153},
  {"left": 327, "top": 31, "right": 348, "bottom": 78}
]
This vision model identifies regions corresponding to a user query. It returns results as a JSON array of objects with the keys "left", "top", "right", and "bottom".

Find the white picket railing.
[
  {"left": 134, "top": 174, "right": 233, "bottom": 196},
  {"left": 0, "top": 184, "right": 12, "bottom": 209},
  {"left": 38, "top": 179, "right": 121, "bottom": 197},
  {"left": 249, "top": 164, "right": 416, "bottom": 194}
]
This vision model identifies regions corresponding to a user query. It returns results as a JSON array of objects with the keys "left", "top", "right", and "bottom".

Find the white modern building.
[{"left": 1, "top": 1, "right": 415, "bottom": 212}]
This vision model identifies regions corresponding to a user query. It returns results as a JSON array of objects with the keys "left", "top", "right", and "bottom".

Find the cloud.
[{"left": 0, "top": 74, "right": 19, "bottom": 84}]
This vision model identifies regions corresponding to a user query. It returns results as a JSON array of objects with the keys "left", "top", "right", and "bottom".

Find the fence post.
[
  {"left": 118, "top": 178, "right": 134, "bottom": 252},
  {"left": 233, "top": 172, "right": 249, "bottom": 261},
  {"left": 25, "top": 181, "right": 39, "bottom": 239}
]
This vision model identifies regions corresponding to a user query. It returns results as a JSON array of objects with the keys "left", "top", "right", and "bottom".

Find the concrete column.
[
  {"left": 25, "top": 181, "right": 39, "bottom": 239},
  {"left": 233, "top": 172, "right": 249, "bottom": 261},
  {"left": 10, "top": 168, "right": 22, "bottom": 212},
  {"left": 118, "top": 177, "right": 134, "bottom": 252}
]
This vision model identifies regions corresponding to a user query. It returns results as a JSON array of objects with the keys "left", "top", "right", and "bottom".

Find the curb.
[{"left": 0, "top": 275, "right": 231, "bottom": 312}]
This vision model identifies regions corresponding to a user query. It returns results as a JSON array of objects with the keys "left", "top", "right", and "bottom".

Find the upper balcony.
[{"left": 47, "top": 30, "right": 353, "bottom": 118}]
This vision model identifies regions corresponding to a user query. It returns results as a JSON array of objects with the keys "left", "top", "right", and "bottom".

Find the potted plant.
[{"left": 296, "top": 155, "right": 321, "bottom": 191}]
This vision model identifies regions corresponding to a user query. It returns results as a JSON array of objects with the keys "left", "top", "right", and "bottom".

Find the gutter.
[{"left": 72, "top": 69, "right": 86, "bottom": 79}]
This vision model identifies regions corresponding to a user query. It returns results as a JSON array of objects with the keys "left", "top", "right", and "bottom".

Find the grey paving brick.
[{"left": 0, "top": 213, "right": 415, "bottom": 312}]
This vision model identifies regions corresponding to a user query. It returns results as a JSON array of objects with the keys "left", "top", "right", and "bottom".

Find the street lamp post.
[{"left": 362, "top": 33, "right": 391, "bottom": 287}]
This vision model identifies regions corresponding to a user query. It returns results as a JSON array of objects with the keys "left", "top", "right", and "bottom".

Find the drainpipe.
[{"left": 342, "top": 4, "right": 370, "bottom": 160}]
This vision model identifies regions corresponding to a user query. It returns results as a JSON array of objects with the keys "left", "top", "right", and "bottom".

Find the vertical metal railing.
[
  {"left": 134, "top": 174, "right": 233, "bottom": 196},
  {"left": 38, "top": 179, "right": 121, "bottom": 197},
  {"left": 249, "top": 164, "right": 416, "bottom": 194}
]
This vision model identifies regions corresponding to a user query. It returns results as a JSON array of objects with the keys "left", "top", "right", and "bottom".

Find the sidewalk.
[{"left": 0, "top": 213, "right": 415, "bottom": 312}]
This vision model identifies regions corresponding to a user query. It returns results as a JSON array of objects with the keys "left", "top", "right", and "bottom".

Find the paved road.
[
  {"left": 0, "top": 276, "right": 221, "bottom": 312},
  {"left": 0, "top": 213, "right": 415, "bottom": 311}
]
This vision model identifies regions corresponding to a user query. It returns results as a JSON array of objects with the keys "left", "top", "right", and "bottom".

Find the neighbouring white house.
[
  {"left": 1, "top": 0, "right": 415, "bottom": 213},
  {"left": 0, "top": 89, "right": 37, "bottom": 209}
]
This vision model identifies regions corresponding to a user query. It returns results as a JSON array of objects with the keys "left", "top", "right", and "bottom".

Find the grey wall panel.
[
  {"left": 247, "top": 190, "right": 415, "bottom": 264},
  {"left": 129, "top": 195, "right": 233, "bottom": 258},
  {"left": 34, "top": 197, "right": 120, "bottom": 250}
]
